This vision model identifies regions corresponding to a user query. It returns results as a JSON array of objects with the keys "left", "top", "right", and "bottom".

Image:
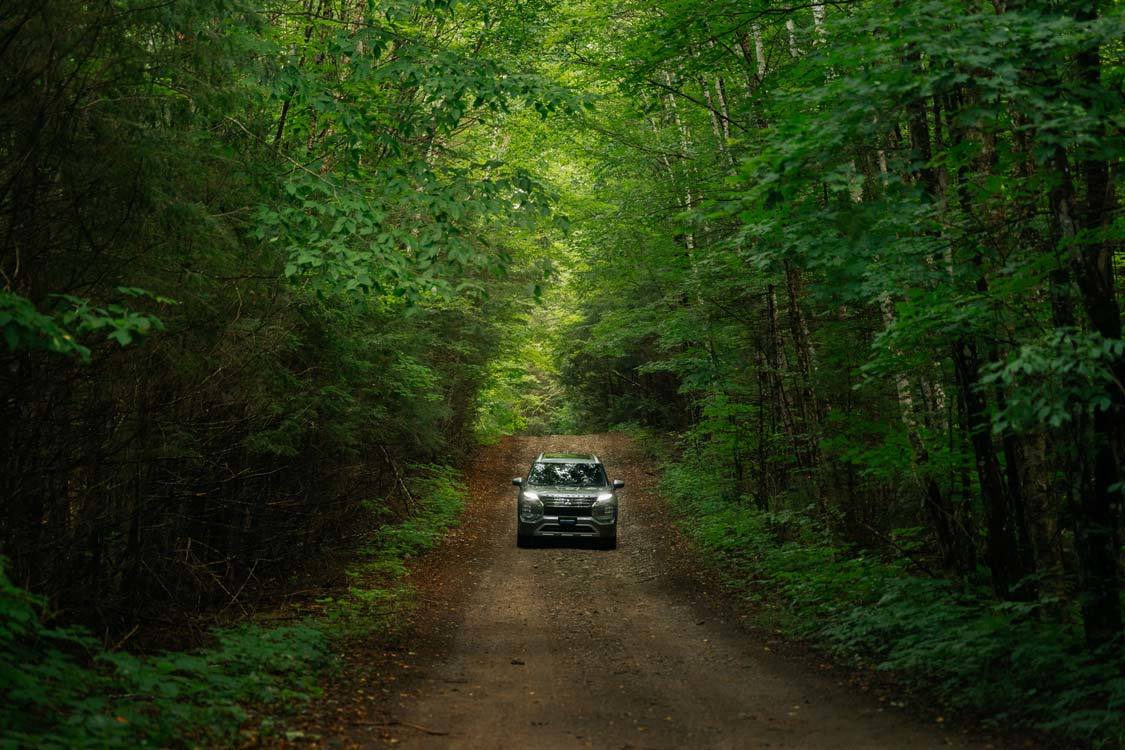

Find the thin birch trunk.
[
  {"left": 766, "top": 285, "right": 800, "bottom": 469},
  {"left": 785, "top": 20, "right": 799, "bottom": 58},
  {"left": 811, "top": 3, "right": 827, "bottom": 42},
  {"left": 752, "top": 24, "right": 768, "bottom": 78},
  {"left": 662, "top": 71, "right": 696, "bottom": 251},
  {"left": 699, "top": 75, "right": 731, "bottom": 168},
  {"left": 714, "top": 77, "right": 733, "bottom": 143}
]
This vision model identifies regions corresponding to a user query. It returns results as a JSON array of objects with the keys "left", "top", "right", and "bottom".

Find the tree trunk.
[
  {"left": 1068, "top": 4, "right": 1122, "bottom": 646},
  {"left": 910, "top": 75, "right": 1035, "bottom": 595}
]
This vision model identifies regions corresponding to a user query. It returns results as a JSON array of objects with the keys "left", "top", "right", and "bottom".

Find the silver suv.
[{"left": 512, "top": 452, "right": 622, "bottom": 550}]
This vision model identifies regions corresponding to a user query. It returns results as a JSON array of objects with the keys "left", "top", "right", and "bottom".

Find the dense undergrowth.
[
  {"left": 635, "top": 430, "right": 1124, "bottom": 749},
  {"left": 1, "top": 563, "right": 329, "bottom": 749},
  {"left": 0, "top": 467, "right": 465, "bottom": 749}
]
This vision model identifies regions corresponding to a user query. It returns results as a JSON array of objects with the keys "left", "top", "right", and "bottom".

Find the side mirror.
[
  {"left": 512, "top": 477, "right": 523, "bottom": 486},
  {"left": 613, "top": 479, "right": 625, "bottom": 489}
]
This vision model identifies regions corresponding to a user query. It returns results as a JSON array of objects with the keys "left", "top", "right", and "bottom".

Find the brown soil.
[{"left": 285, "top": 433, "right": 1003, "bottom": 749}]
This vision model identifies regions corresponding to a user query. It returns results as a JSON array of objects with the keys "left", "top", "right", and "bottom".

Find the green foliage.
[
  {"left": 0, "top": 560, "right": 330, "bottom": 749},
  {"left": 1, "top": 0, "right": 566, "bottom": 624},
  {"left": 819, "top": 415, "right": 915, "bottom": 484},
  {"left": 473, "top": 303, "right": 572, "bottom": 441},
  {"left": 0, "top": 3, "right": 555, "bottom": 742},
  {"left": 827, "top": 581, "right": 1125, "bottom": 745},
  {"left": 981, "top": 329, "right": 1125, "bottom": 432},
  {"left": 0, "top": 292, "right": 88, "bottom": 359},
  {"left": 0, "top": 290, "right": 167, "bottom": 360}
]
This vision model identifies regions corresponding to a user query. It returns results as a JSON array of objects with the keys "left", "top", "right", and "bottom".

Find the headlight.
[
  {"left": 519, "top": 492, "right": 543, "bottom": 522},
  {"left": 592, "top": 493, "right": 616, "bottom": 523}
]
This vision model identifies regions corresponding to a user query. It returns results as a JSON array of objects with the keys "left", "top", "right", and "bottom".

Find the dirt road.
[{"left": 332, "top": 434, "right": 987, "bottom": 749}]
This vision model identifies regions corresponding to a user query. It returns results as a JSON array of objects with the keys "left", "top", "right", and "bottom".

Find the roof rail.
[{"left": 534, "top": 452, "right": 601, "bottom": 463}]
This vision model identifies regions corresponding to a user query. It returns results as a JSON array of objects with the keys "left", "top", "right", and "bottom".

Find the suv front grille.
[{"left": 541, "top": 495, "right": 597, "bottom": 515}]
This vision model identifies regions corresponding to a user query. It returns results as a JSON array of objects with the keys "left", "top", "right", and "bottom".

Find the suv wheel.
[
  {"left": 597, "top": 533, "right": 617, "bottom": 551},
  {"left": 517, "top": 534, "right": 535, "bottom": 548}
]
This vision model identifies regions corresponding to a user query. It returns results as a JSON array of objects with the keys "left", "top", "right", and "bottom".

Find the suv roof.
[{"left": 536, "top": 452, "right": 600, "bottom": 463}]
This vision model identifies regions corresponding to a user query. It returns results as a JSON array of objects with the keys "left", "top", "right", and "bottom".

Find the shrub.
[{"left": 0, "top": 561, "right": 330, "bottom": 749}]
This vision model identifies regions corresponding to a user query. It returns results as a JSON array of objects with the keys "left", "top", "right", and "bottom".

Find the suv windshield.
[{"left": 528, "top": 462, "right": 606, "bottom": 487}]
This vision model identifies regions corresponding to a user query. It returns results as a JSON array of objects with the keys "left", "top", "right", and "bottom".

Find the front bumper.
[{"left": 518, "top": 513, "right": 616, "bottom": 540}]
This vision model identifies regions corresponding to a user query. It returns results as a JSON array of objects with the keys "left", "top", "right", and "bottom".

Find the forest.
[{"left": 1, "top": 0, "right": 1122, "bottom": 747}]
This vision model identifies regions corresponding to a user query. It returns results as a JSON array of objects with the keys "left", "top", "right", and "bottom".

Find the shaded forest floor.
[{"left": 267, "top": 433, "right": 1035, "bottom": 749}]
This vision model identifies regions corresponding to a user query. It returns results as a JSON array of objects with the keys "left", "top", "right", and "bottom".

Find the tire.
[
  {"left": 517, "top": 534, "right": 535, "bottom": 548},
  {"left": 597, "top": 534, "right": 617, "bottom": 551}
]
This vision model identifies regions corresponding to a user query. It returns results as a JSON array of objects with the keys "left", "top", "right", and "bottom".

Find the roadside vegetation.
[
  {"left": 632, "top": 430, "right": 1124, "bottom": 747},
  {"left": 0, "top": 466, "right": 464, "bottom": 748},
  {"left": 2, "top": 578, "right": 329, "bottom": 749}
]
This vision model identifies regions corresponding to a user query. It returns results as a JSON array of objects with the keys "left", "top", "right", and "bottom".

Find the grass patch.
[
  {"left": 0, "top": 464, "right": 466, "bottom": 749},
  {"left": 638, "top": 431, "right": 1124, "bottom": 749}
]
